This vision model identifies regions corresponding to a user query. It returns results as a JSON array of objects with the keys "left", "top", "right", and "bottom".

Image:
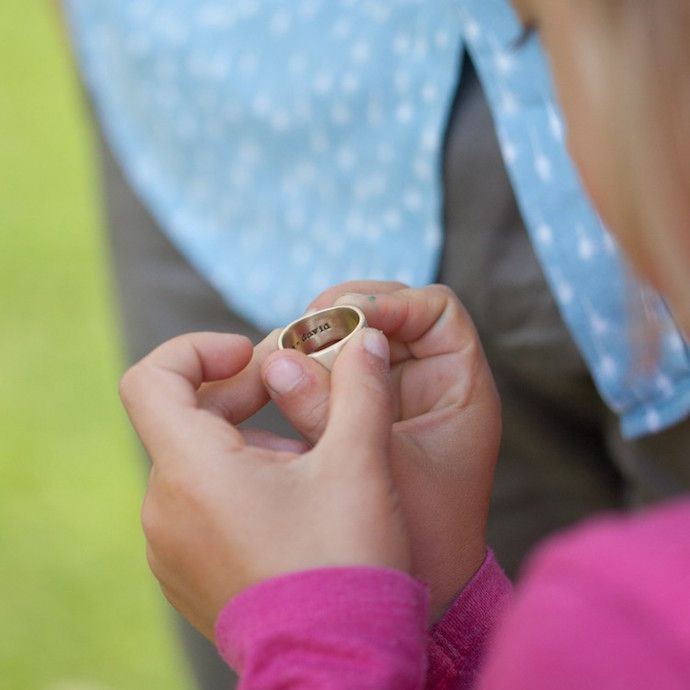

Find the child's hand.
[
  {"left": 119, "top": 329, "right": 409, "bottom": 641},
  {"left": 259, "top": 282, "right": 501, "bottom": 620}
]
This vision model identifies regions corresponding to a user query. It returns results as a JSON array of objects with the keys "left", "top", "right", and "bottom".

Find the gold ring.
[{"left": 278, "top": 305, "right": 367, "bottom": 370}]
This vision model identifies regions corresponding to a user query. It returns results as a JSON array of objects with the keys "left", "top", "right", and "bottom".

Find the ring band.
[{"left": 278, "top": 305, "right": 367, "bottom": 370}]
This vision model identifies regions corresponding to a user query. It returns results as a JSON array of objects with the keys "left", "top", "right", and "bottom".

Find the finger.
[
  {"left": 119, "top": 332, "right": 252, "bottom": 458},
  {"left": 318, "top": 328, "right": 393, "bottom": 472},
  {"left": 261, "top": 348, "right": 332, "bottom": 445},
  {"left": 197, "top": 329, "right": 280, "bottom": 423},
  {"left": 307, "top": 280, "right": 407, "bottom": 313},
  {"left": 333, "top": 286, "right": 489, "bottom": 418},
  {"left": 333, "top": 285, "right": 478, "bottom": 361}
]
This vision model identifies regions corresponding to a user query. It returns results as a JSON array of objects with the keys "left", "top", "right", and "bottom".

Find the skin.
[
  {"left": 120, "top": 285, "right": 500, "bottom": 637},
  {"left": 120, "top": 0, "right": 690, "bottom": 645},
  {"left": 121, "top": 328, "right": 410, "bottom": 639},
  {"left": 264, "top": 283, "right": 500, "bottom": 621}
]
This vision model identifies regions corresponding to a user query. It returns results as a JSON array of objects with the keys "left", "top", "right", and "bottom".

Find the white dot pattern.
[
  {"left": 65, "top": 0, "right": 690, "bottom": 438},
  {"left": 66, "top": 0, "right": 460, "bottom": 327},
  {"left": 459, "top": 0, "right": 690, "bottom": 438}
]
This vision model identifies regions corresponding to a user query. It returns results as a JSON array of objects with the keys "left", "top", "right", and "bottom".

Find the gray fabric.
[
  {"left": 97, "top": 55, "right": 690, "bottom": 690},
  {"left": 98, "top": 131, "right": 243, "bottom": 689}
]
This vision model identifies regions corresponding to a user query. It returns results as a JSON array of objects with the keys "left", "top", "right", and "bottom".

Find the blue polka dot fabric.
[
  {"left": 65, "top": 0, "right": 690, "bottom": 438},
  {"left": 65, "top": 0, "right": 461, "bottom": 325},
  {"left": 460, "top": 0, "right": 690, "bottom": 438}
]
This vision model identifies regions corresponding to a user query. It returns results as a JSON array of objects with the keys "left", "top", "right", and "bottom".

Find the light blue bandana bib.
[
  {"left": 66, "top": 0, "right": 690, "bottom": 438},
  {"left": 458, "top": 0, "right": 690, "bottom": 438},
  {"left": 66, "top": 0, "right": 462, "bottom": 322}
]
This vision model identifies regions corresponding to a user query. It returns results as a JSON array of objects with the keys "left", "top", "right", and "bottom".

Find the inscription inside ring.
[
  {"left": 299, "top": 322, "right": 343, "bottom": 352},
  {"left": 280, "top": 307, "right": 363, "bottom": 356}
]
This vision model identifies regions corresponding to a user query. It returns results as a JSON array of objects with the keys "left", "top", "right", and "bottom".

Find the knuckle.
[
  {"left": 142, "top": 471, "right": 202, "bottom": 539},
  {"left": 144, "top": 542, "right": 160, "bottom": 577},
  {"left": 432, "top": 283, "right": 465, "bottom": 318},
  {"left": 429, "top": 283, "right": 455, "bottom": 300},
  {"left": 118, "top": 365, "right": 139, "bottom": 408},
  {"left": 119, "top": 360, "right": 156, "bottom": 411},
  {"left": 161, "top": 469, "right": 196, "bottom": 503},
  {"left": 428, "top": 283, "right": 463, "bottom": 312},
  {"left": 141, "top": 493, "right": 163, "bottom": 546}
]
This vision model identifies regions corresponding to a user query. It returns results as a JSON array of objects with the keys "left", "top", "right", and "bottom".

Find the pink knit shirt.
[{"left": 216, "top": 499, "right": 690, "bottom": 689}]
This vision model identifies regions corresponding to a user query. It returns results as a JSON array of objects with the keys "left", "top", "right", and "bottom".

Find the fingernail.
[
  {"left": 362, "top": 329, "right": 389, "bottom": 362},
  {"left": 265, "top": 357, "right": 305, "bottom": 394}
]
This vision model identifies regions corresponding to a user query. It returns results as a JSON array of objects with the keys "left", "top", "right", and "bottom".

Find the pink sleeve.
[
  {"left": 426, "top": 549, "right": 513, "bottom": 690},
  {"left": 215, "top": 500, "right": 690, "bottom": 689},
  {"left": 476, "top": 499, "right": 690, "bottom": 690},
  {"left": 215, "top": 566, "right": 430, "bottom": 690}
]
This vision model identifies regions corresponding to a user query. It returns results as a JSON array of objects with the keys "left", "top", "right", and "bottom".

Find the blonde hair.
[{"left": 533, "top": 0, "right": 690, "bottom": 334}]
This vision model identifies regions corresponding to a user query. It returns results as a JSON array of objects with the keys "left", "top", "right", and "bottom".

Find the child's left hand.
[{"left": 120, "top": 328, "right": 409, "bottom": 641}]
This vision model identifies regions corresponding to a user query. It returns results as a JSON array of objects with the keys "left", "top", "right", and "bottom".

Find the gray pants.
[{"left": 99, "top": 58, "right": 690, "bottom": 689}]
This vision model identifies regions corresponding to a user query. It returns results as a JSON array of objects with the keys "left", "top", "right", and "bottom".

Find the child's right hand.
[{"left": 261, "top": 282, "right": 502, "bottom": 619}]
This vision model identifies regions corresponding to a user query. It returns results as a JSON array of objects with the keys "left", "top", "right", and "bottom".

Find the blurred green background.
[{"left": 0, "top": 1, "right": 191, "bottom": 688}]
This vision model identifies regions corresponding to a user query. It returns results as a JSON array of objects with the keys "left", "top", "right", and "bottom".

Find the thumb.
[{"left": 318, "top": 328, "right": 393, "bottom": 471}]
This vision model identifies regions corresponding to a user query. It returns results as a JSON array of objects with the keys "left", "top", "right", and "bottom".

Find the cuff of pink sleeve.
[
  {"left": 427, "top": 549, "right": 513, "bottom": 690},
  {"left": 216, "top": 566, "right": 430, "bottom": 681}
]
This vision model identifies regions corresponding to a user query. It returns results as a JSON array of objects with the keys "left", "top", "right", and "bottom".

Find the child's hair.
[{"left": 532, "top": 0, "right": 690, "bottom": 333}]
